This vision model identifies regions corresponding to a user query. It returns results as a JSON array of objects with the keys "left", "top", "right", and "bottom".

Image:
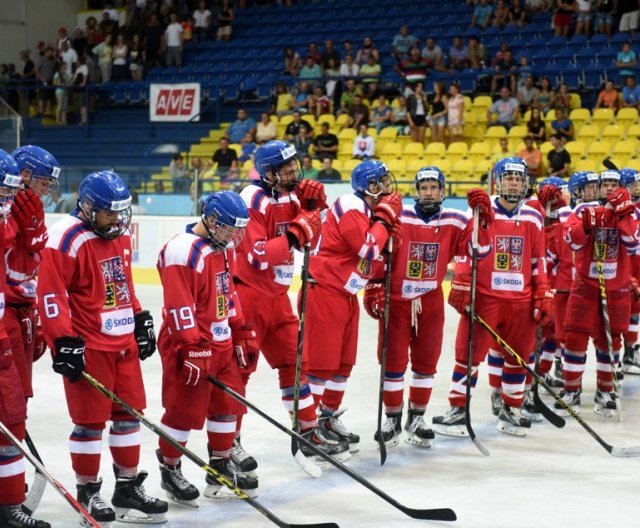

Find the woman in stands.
[
  {"left": 447, "top": 82, "right": 465, "bottom": 143},
  {"left": 392, "top": 95, "right": 410, "bottom": 136},
  {"left": 282, "top": 47, "right": 301, "bottom": 77},
  {"left": 527, "top": 107, "right": 546, "bottom": 145},
  {"left": 534, "top": 76, "right": 556, "bottom": 115},
  {"left": 407, "top": 82, "right": 428, "bottom": 144},
  {"left": 429, "top": 81, "right": 448, "bottom": 143}
]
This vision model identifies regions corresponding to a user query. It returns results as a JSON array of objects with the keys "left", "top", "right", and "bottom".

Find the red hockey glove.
[
  {"left": 287, "top": 209, "right": 322, "bottom": 248},
  {"left": 544, "top": 224, "right": 557, "bottom": 255},
  {"left": 630, "top": 277, "right": 640, "bottom": 302},
  {"left": 581, "top": 206, "right": 613, "bottom": 233},
  {"left": 372, "top": 192, "right": 402, "bottom": 228},
  {"left": 363, "top": 281, "right": 386, "bottom": 320},
  {"left": 448, "top": 274, "right": 472, "bottom": 315},
  {"left": 233, "top": 323, "right": 259, "bottom": 369},
  {"left": 606, "top": 187, "right": 634, "bottom": 217},
  {"left": 466, "top": 188, "right": 494, "bottom": 226},
  {"left": 296, "top": 180, "right": 328, "bottom": 211},
  {"left": 533, "top": 285, "right": 554, "bottom": 327},
  {"left": 180, "top": 345, "right": 212, "bottom": 387},
  {"left": 11, "top": 189, "right": 48, "bottom": 250},
  {"left": 33, "top": 311, "right": 46, "bottom": 362},
  {"left": 388, "top": 220, "right": 402, "bottom": 251},
  {"left": 537, "top": 185, "right": 566, "bottom": 212}
]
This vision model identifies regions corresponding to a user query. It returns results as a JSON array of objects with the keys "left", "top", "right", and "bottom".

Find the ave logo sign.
[{"left": 150, "top": 83, "right": 201, "bottom": 122}]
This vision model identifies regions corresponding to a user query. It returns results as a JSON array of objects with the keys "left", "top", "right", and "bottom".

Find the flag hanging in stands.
[{"left": 149, "top": 83, "right": 201, "bottom": 122}]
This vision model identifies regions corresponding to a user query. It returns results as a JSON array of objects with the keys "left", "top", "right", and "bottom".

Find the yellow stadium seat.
[
  {"left": 434, "top": 158, "right": 451, "bottom": 175},
  {"left": 624, "top": 158, "right": 640, "bottom": 171},
  {"left": 545, "top": 109, "right": 557, "bottom": 123},
  {"left": 450, "top": 159, "right": 475, "bottom": 180},
  {"left": 508, "top": 125, "right": 527, "bottom": 141},
  {"left": 278, "top": 115, "right": 294, "bottom": 126},
  {"left": 386, "top": 159, "right": 407, "bottom": 178},
  {"left": 342, "top": 159, "right": 360, "bottom": 173},
  {"left": 474, "top": 158, "right": 494, "bottom": 180},
  {"left": 403, "top": 142, "right": 425, "bottom": 158},
  {"left": 330, "top": 159, "right": 343, "bottom": 171},
  {"left": 617, "top": 107, "right": 638, "bottom": 125},
  {"left": 485, "top": 126, "right": 508, "bottom": 146},
  {"left": 397, "top": 182, "right": 415, "bottom": 198},
  {"left": 336, "top": 113, "right": 351, "bottom": 127},
  {"left": 611, "top": 140, "right": 637, "bottom": 165},
  {"left": 207, "top": 129, "right": 226, "bottom": 141},
  {"left": 379, "top": 127, "right": 399, "bottom": 141},
  {"left": 338, "top": 143, "right": 353, "bottom": 159},
  {"left": 473, "top": 95, "right": 493, "bottom": 110},
  {"left": 381, "top": 143, "right": 402, "bottom": 159},
  {"left": 569, "top": 93, "right": 582, "bottom": 110},
  {"left": 463, "top": 108, "right": 476, "bottom": 125},
  {"left": 574, "top": 158, "right": 598, "bottom": 172},
  {"left": 576, "top": 124, "right": 600, "bottom": 145},
  {"left": 592, "top": 108, "right": 615, "bottom": 129},
  {"left": 317, "top": 114, "right": 335, "bottom": 127},
  {"left": 447, "top": 141, "right": 469, "bottom": 160},
  {"left": 565, "top": 141, "right": 586, "bottom": 160},
  {"left": 406, "top": 158, "right": 427, "bottom": 176},
  {"left": 540, "top": 141, "right": 554, "bottom": 156},
  {"left": 338, "top": 128, "right": 356, "bottom": 142},
  {"left": 425, "top": 142, "right": 446, "bottom": 158},
  {"left": 601, "top": 124, "right": 625, "bottom": 142},
  {"left": 586, "top": 140, "right": 612, "bottom": 160},
  {"left": 569, "top": 108, "right": 591, "bottom": 130},
  {"left": 468, "top": 142, "right": 491, "bottom": 162},
  {"left": 626, "top": 124, "right": 640, "bottom": 140}
]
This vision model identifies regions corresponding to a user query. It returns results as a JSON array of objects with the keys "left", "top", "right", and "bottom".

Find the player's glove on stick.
[
  {"left": 181, "top": 345, "right": 212, "bottom": 386},
  {"left": 363, "top": 282, "right": 385, "bottom": 320},
  {"left": 537, "top": 185, "right": 566, "bottom": 214},
  {"left": 53, "top": 336, "right": 85, "bottom": 382},
  {"left": 448, "top": 274, "right": 472, "bottom": 315},
  {"left": 581, "top": 206, "right": 613, "bottom": 233},
  {"left": 467, "top": 188, "right": 494, "bottom": 226},
  {"left": 233, "top": 323, "right": 259, "bottom": 369},
  {"left": 372, "top": 192, "right": 402, "bottom": 228},
  {"left": 606, "top": 187, "right": 634, "bottom": 218},
  {"left": 296, "top": 180, "right": 328, "bottom": 211},
  {"left": 134, "top": 310, "right": 156, "bottom": 360},
  {"left": 33, "top": 311, "right": 46, "bottom": 362},
  {"left": 11, "top": 189, "right": 48, "bottom": 250},
  {"left": 533, "top": 285, "right": 554, "bottom": 326},
  {"left": 287, "top": 209, "right": 322, "bottom": 248}
]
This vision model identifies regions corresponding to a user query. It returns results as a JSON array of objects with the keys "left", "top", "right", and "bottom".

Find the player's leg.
[
  {"left": 622, "top": 296, "right": 640, "bottom": 374},
  {"left": 4, "top": 306, "right": 35, "bottom": 399},
  {"left": 487, "top": 345, "right": 504, "bottom": 416}
]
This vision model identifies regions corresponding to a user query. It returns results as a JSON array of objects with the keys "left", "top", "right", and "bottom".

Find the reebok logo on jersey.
[{"left": 186, "top": 349, "right": 211, "bottom": 359}]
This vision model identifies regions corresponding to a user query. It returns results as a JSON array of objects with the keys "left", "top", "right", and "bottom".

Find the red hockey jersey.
[
  {"left": 4, "top": 217, "right": 43, "bottom": 305},
  {"left": 546, "top": 204, "right": 577, "bottom": 291}
]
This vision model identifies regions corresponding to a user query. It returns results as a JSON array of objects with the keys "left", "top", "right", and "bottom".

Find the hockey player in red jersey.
[
  {"left": 37, "top": 171, "right": 167, "bottom": 524},
  {"left": 156, "top": 191, "right": 259, "bottom": 504},
  {"left": 558, "top": 169, "right": 639, "bottom": 417},
  {"left": 362, "top": 166, "right": 493, "bottom": 448},
  {"left": 233, "top": 140, "right": 349, "bottom": 469},
  {"left": 433, "top": 157, "right": 553, "bottom": 437},
  {"left": 0, "top": 151, "right": 50, "bottom": 528},
  {"left": 304, "top": 160, "right": 403, "bottom": 450}
]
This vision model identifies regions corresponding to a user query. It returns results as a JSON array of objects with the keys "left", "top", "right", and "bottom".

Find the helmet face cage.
[
  {"left": 621, "top": 169, "right": 640, "bottom": 201},
  {"left": 270, "top": 156, "right": 303, "bottom": 193},
  {"left": 352, "top": 161, "right": 395, "bottom": 198},
  {"left": 494, "top": 158, "right": 529, "bottom": 204},
  {"left": 82, "top": 197, "right": 133, "bottom": 240},
  {"left": 256, "top": 142, "right": 303, "bottom": 193},
  {"left": 12, "top": 145, "right": 61, "bottom": 207},
  {"left": 415, "top": 167, "right": 445, "bottom": 215},
  {"left": 28, "top": 172, "right": 60, "bottom": 207},
  {"left": 0, "top": 153, "right": 22, "bottom": 217},
  {"left": 78, "top": 171, "right": 132, "bottom": 240},
  {"left": 598, "top": 170, "right": 621, "bottom": 202},
  {"left": 203, "top": 212, "right": 248, "bottom": 251}
]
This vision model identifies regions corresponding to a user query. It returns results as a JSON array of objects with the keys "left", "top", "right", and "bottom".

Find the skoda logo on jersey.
[
  {"left": 213, "top": 326, "right": 230, "bottom": 337},
  {"left": 349, "top": 278, "right": 359, "bottom": 289},
  {"left": 404, "top": 284, "right": 413, "bottom": 294},
  {"left": 105, "top": 319, "right": 113, "bottom": 331},
  {"left": 494, "top": 277, "right": 502, "bottom": 286}
]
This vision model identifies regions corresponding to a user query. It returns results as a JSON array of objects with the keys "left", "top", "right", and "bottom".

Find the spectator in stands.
[
  {"left": 282, "top": 47, "right": 302, "bottom": 77},
  {"left": 36, "top": 46, "right": 56, "bottom": 117},
  {"left": 72, "top": 54, "right": 88, "bottom": 125},
  {"left": 622, "top": 76, "right": 640, "bottom": 109},
  {"left": 554, "top": 82, "right": 571, "bottom": 111},
  {"left": 517, "top": 135, "right": 542, "bottom": 179},
  {"left": 353, "top": 124, "right": 375, "bottom": 160},
  {"left": 619, "top": 0, "right": 640, "bottom": 36},
  {"left": 527, "top": 106, "right": 546, "bottom": 143},
  {"left": 293, "top": 127, "right": 312, "bottom": 158},
  {"left": 470, "top": 0, "right": 494, "bottom": 29},
  {"left": 534, "top": 76, "right": 555, "bottom": 114},
  {"left": 309, "top": 86, "right": 331, "bottom": 117},
  {"left": 407, "top": 81, "right": 429, "bottom": 143},
  {"left": 239, "top": 133, "right": 257, "bottom": 164},
  {"left": 360, "top": 54, "right": 382, "bottom": 86},
  {"left": 60, "top": 39, "right": 78, "bottom": 75},
  {"left": 291, "top": 81, "right": 313, "bottom": 113},
  {"left": 372, "top": 95, "right": 393, "bottom": 134},
  {"left": 321, "top": 39, "right": 341, "bottom": 70},
  {"left": 491, "top": 48, "right": 517, "bottom": 95},
  {"left": 226, "top": 108, "right": 257, "bottom": 144},
  {"left": 93, "top": 35, "right": 113, "bottom": 84},
  {"left": 300, "top": 56, "right": 323, "bottom": 81},
  {"left": 98, "top": 12, "right": 117, "bottom": 42},
  {"left": 551, "top": 107, "right": 574, "bottom": 141},
  {"left": 343, "top": 40, "right": 354, "bottom": 58},
  {"left": 429, "top": 81, "right": 448, "bottom": 143},
  {"left": 517, "top": 75, "right": 538, "bottom": 115},
  {"left": 355, "top": 36, "right": 380, "bottom": 65},
  {"left": 128, "top": 34, "right": 144, "bottom": 81},
  {"left": 144, "top": 13, "right": 163, "bottom": 70},
  {"left": 170, "top": 154, "right": 191, "bottom": 193},
  {"left": 509, "top": 0, "right": 528, "bottom": 26},
  {"left": 449, "top": 36, "right": 470, "bottom": 70},
  {"left": 340, "top": 54, "right": 360, "bottom": 78},
  {"left": 575, "top": 0, "right": 594, "bottom": 35},
  {"left": 285, "top": 111, "right": 313, "bottom": 140},
  {"left": 447, "top": 82, "right": 464, "bottom": 143},
  {"left": 313, "top": 122, "right": 339, "bottom": 160},
  {"left": 130, "top": 191, "right": 146, "bottom": 216},
  {"left": 189, "top": 157, "right": 212, "bottom": 194},
  {"left": 491, "top": 0, "right": 511, "bottom": 27},
  {"left": 301, "top": 155, "right": 318, "bottom": 180},
  {"left": 554, "top": 0, "right": 577, "bottom": 37},
  {"left": 317, "top": 157, "right": 341, "bottom": 181},
  {"left": 397, "top": 48, "right": 429, "bottom": 93},
  {"left": 272, "top": 82, "right": 293, "bottom": 116},
  {"left": 616, "top": 41, "right": 637, "bottom": 81},
  {"left": 217, "top": 0, "right": 234, "bottom": 42},
  {"left": 594, "top": 79, "right": 620, "bottom": 111},
  {"left": 112, "top": 34, "right": 129, "bottom": 82},
  {"left": 193, "top": 1, "right": 212, "bottom": 44},
  {"left": 492, "top": 137, "right": 513, "bottom": 161},
  {"left": 468, "top": 36, "right": 487, "bottom": 69},
  {"left": 487, "top": 86, "right": 519, "bottom": 130},
  {"left": 392, "top": 25, "right": 418, "bottom": 61},
  {"left": 422, "top": 37, "right": 442, "bottom": 65},
  {"left": 53, "top": 61, "right": 71, "bottom": 125},
  {"left": 595, "top": 0, "right": 616, "bottom": 38},
  {"left": 348, "top": 94, "right": 370, "bottom": 129},
  {"left": 72, "top": 28, "right": 88, "bottom": 57},
  {"left": 305, "top": 42, "right": 322, "bottom": 65},
  {"left": 339, "top": 78, "right": 360, "bottom": 115},
  {"left": 547, "top": 134, "right": 571, "bottom": 177},
  {"left": 164, "top": 13, "right": 184, "bottom": 67},
  {"left": 393, "top": 95, "right": 410, "bottom": 135},
  {"left": 325, "top": 58, "right": 340, "bottom": 100},
  {"left": 256, "top": 112, "right": 277, "bottom": 144},
  {"left": 84, "top": 17, "right": 99, "bottom": 46},
  {"left": 213, "top": 138, "right": 239, "bottom": 180},
  {"left": 103, "top": 2, "right": 118, "bottom": 22}
]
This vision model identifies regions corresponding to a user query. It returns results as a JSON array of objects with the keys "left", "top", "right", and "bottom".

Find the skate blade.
[
  {"left": 496, "top": 421, "right": 528, "bottom": 437},
  {"left": 203, "top": 485, "right": 257, "bottom": 500},
  {"left": 432, "top": 424, "right": 468, "bottom": 437},
  {"left": 554, "top": 405, "right": 579, "bottom": 417},
  {"left": 374, "top": 436, "right": 400, "bottom": 449},
  {"left": 621, "top": 365, "right": 640, "bottom": 375},
  {"left": 163, "top": 490, "right": 199, "bottom": 509},
  {"left": 314, "top": 449, "right": 351, "bottom": 468},
  {"left": 114, "top": 508, "right": 167, "bottom": 525},
  {"left": 293, "top": 450, "right": 323, "bottom": 478},
  {"left": 80, "top": 517, "right": 112, "bottom": 527},
  {"left": 593, "top": 404, "right": 618, "bottom": 420},
  {"left": 347, "top": 442, "right": 360, "bottom": 454},
  {"left": 404, "top": 435, "right": 432, "bottom": 449},
  {"left": 520, "top": 410, "right": 544, "bottom": 423}
]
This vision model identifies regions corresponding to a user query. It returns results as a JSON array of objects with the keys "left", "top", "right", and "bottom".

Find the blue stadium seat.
[
  {"left": 612, "top": 32, "right": 632, "bottom": 44},
  {"left": 568, "top": 35, "right": 588, "bottom": 49},
  {"left": 562, "top": 65, "right": 582, "bottom": 90},
  {"left": 554, "top": 48, "right": 575, "bottom": 63},
  {"left": 547, "top": 36, "right": 568, "bottom": 49},
  {"left": 583, "top": 67, "right": 603, "bottom": 90},
  {"left": 589, "top": 33, "right": 610, "bottom": 48}
]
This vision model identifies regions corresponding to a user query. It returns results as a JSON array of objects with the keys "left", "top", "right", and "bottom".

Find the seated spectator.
[
  {"left": 372, "top": 95, "right": 393, "bottom": 133},
  {"left": 293, "top": 128, "right": 312, "bottom": 158},
  {"left": 324, "top": 58, "right": 341, "bottom": 100},
  {"left": 616, "top": 41, "right": 637, "bottom": 81},
  {"left": 363, "top": 81, "right": 381, "bottom": 104},
  {"left": 216, "top": 0, "right": 233, "bottom": 42},
  {"left": 397, "top": 48, "right": 429, "bottom": 93},
  {"left": 343, "top": 39, "right": 354, "bottom": 57},
  {"left": 283, "top": 47, "right": 301, "bottom": 77},
  {"left": 594, "top": 80, "right": 620, "bottom": 111},
  {"left": 554, "top": 0, "right": 576, "bottom": 37},
  {"left": 517, "top": 135, "right": 542, "bottom": 179},
  {"left": 447, "top": 82, "right": 465, "bottom": 143},
  {"left": 348, "top": 94, "right": 370, "bottom": 129},
  {"left": 301, "top": 155, "right": 318, "bottom": 180},
  {"left": 313, "top": 122, "right": 339, "bottom": 160},
  {"left": 291, "top": 81, "right": 313, "bottom": 113},
  {"left": 492, "top": 137, "right": 513, "bottom": 161},
  {"left": 470, "top": 0, "right": 494, "bottom": 29},
  {"left": 622, "top": 76, "right": 640, "bottom": 109},
  {"left": 547, "top": 134, "right": 571, "bottom": 177},
  {"left": 353, "top": 124, "right": 375, "bottom": 160},
  {"left": 518, "top": 55, "right": 533, "bottom": 79},
  {"left": 189, "top": 157, "right": 212, "bottom": 194},
  {"left": 355, "top": 36, "right": 380, "bottom": 65},
  {"left": 468, "top": 36, "right": 487, "bottom": 69},
  {"left": 285, "top": 111, "right": 313, "bottom": 140},
  {"left": 491, "top": 0, "right": 511, "bottom": 27},
  {"left": 299, "top": 56, "right": 323, "bottom": 81},
  {"left": 339, "top": 54, "right": 360, "bottom": 78},
  {"left": 360, "top": 54, "right": 382, "bottom": 86},
  {"left": 554, "top": 82, "right": 571, "bottom": 111},
  {"left": 317, "top": 157, "right": 342, "bottom": 181},
  {"left": 487, "top": 86, "right": 519, "bottom": 130},
  {"left": 575, "top": 0, "right": 594, "bottom": 35},
  {"left": 256, "top": 112, "right": 277, "bottom": 144},
  {"left": 449, "top": 36, "right": 470, "bottom": 70},
  {"left": 408, "top": 82, "right": 429, "bottom": 143},
  {"left": 551, "top": 107, "right": 574, "bottom": 141},
  {"left": 421, "top": 37, "right": 443, "bottom": 65},
  {"left": 339, "top": 78, "right": 360, "bottom": 115},
  {"left": 305, "top": 42, "right": 322, "bottom": 65},
  {"left": 517, "top": 75, "right": 539, "bottom": 115},
  {"left": 321, "top": 39, "right": 341, "bottom": 70},
  {"left": 308, "top": 86, "right": 331, "bottom": 117},
  {"left": 271, "top": 82, "right": 293, "bottom": 117},
  {"left": 393, "top": 95, "right": 410, "bottom": 135},
  {"left": 392, "top": 25, "right": 418, "bottom": 60},
  {"left": 212, "top": 138, "right": 239, "bottom": 179},
  {"left": 169, "top": 153, "right": 191, "bottom": 193},
  {"left": 595, "top": 0, "right": 615, "bottom": 38},
  {"left": 226, "top": 108, "right": 257, "bottom": 144},
  {"left": 534, "top": 76, "right": 556, "bottom": 115},
  {"left": 527, "top": 107, "right": 546, "bottom": 143},
  {"left": 429, "top": 81, "right": 448, "bottom": 143},
  {"left": 509, "top": 0, "right": 528, "bottom": 27},
  {"left": 239, "top": 133, "right": 257, "bottom": 163},
  {"left": 491, "top": 49, "right": 518, "bottom": 95}
]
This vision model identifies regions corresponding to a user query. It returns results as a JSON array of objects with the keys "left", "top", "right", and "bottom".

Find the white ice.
[{"left": 26, "top": 286, "right": 640, "bottom": 528}]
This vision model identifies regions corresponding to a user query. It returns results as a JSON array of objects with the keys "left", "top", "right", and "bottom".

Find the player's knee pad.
[
  {"left": 111, "top": 420, "right": 140, "bottom": 433},
  {"left": 564, "top": 331, "right": 589, "bottom": 352},
  {"left": 112, "top": 410, "right": 139, "bottom": 423},
  {"left": 73, "top": 423, "right": 105, "bottom": 438},
  {"left": 410, "top": 362, "right": 436, "bottom": 376},
  {"left": 594, "top": 335, "right": 622, "bottom": 353},
  {"left": 0, "top": 444, "right": 21, "bottom": 457}
]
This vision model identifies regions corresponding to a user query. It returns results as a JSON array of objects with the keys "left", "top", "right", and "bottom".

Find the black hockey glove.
[
  {"left": 53, "top": 336, "right": 85, "bottom": 382},
  {"left": 134, "top": 310, "right": 156, "bottom": 360}
]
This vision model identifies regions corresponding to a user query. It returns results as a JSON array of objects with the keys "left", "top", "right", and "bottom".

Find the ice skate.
[
  {"left": 490, "top": 392, "right": 502, "bottom": 417},
  {"left": 204, "top": 457, "right": 258, "bottom": 499},
  {"left": 520, "top": 390, "right": 543, "bottom": 423},
  {"left": 404, "top": 410, "right": 434, "bottom": 448},
  {"left": 432, "top": 406, "right": 468, "bottom": 437},
  {"left": 230, "top": 437, "right": 258, "bottom": 477},
  {"left": 76, "top": 478, "right": 115, "bottom": 526},
  {"left": 373, "top": 412, "right": 402, "bottom": 448},
  {"left": 112, "top": 468, "right": 168, "bottom": 524},
  {"left": 593, "top": 390, "right": 618, "bottom": 419},
  {"left": 554, "top": 357, "right": 564, "bottom": 382},
  {"left": 541, "top": 371, "right": 563, "bottom": 388},
  {"left": 298, "top": 426, "right": 351, "bottom": 466},
  {"left": 319, "top": 409, "right": 360, "bottom": 453},
  {"left": 496, "top": 404, "right": 531, "bottom": 437},
  {"left": 157, "top": 450, "right": 199, "bottom": 508},
  {"left": 554, "top": 389, "right": 581, "bottom": 416},
  {"left": 622, "top": 344, "right": 640, "bottom": 375},
  {"left": 0, "top": 504, "right": 50, "bottom": 528}
]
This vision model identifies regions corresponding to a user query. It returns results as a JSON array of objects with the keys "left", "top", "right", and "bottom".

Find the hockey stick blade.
[
  {"left": 293, "top": 450, "right": 322, "bottom": 478},
  {"left": 22, "top": 431, "right": 47, "bottom": 515},
  {"left": 610, "top": 446, "right": 640, "bottom": 457},
  {"left": 208, "top": 374, "right": 457, "bottom": 522},
  {"left": 532, "top": 383, "right": 566, "bottom": 428},
  {"left": 602, "top": 158, "right": 619, "bottom": 171}
]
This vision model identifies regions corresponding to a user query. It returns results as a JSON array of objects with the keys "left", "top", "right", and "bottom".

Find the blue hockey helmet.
[
  {"left": 12, "top": 145, "right": 61, "bottom": 206},
  {"left": 414, "top": 166, "right": 446, "bottom": 215},
  {"left": 254, "top": 140, "right": 302, "bottom": 193},
  {"left": 568, "top": 171, "right": 586, "bottom": 198},
  {"left": 201, "top": 191, "right": 250, "bottom": 251},
  {"left": 598, "top": 169, "right": 622, "bottom": 201},
  {"left": 351, "top": 160, "right": 392, "bottom": 197},
  {"left": 78, "top": 170, "right": 132, "bottom": 239},
  {"left": 620, "top": 167, "right": 640, "bottom": 200},
  {"left": 493, "top": 156, "right": 528, "bottom": 203},
  {"left": 538, "top": 176, "right": 567, "bottom": 190},
  {"left": 0, "top": 149, "right": 22, "bottom": 217}
]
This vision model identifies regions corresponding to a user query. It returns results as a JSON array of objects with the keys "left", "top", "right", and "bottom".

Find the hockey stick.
[
  {"left": 0, "top": 419, "right": 99, "bottom": 527},
  {"left": 207, "top": 374, "right": 457, "bottom": 522},
  {"left": 21, "top": 430, "right": 47, "bottom": 515},
  {"left": 376, "top": 237, "right": 393, "bottom": 464},
  {"left": 465, "top": 208, "right": 490, "bottom": 456},
  {"left": 602, "top": 158, "right": 618, "bottom": 172},
  {"left": 531, "top": 327, "right": 566, "bottom": 428},
  {"left": 81, "top": 372, "right": 337, "bottom": 528},
  {"left": 473, "top": 313, "right": 640, "bottom": 457},
  {"left": 290, "top": 244, "right": 322, "bottom": 478}
]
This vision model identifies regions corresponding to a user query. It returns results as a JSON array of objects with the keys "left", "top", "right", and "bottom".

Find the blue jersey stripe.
[{"left": 60, "top": 223, "right": 90, "bottom": 255}]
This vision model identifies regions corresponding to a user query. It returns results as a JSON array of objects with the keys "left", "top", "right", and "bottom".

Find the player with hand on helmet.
[{"left": 37, "top": 170, "right": 167, "bottom": 524}]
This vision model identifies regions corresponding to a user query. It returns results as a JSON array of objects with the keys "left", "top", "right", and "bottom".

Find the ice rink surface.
[{"left": 26, "top": 285, "right": 640, "bottom": 528}]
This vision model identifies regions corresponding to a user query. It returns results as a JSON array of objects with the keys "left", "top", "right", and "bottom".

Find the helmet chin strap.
[{"left": 416, "top": 198, "right": 441, "bottom": 215}]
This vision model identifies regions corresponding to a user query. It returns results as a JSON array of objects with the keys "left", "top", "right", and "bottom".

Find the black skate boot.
[
  {"left": 622, "top": 344, "right": 640, "bottom": 375},
  {"left": 157, "top": 449, "right": 199, "bottom": 508},
  {"left": 204, "top": 457, "right": 259, "bottom": 499},
  {"left": 299, "top": 426, "right": 351, "bottom": 464},
  {"left": 112, "top": 466, "right": 168, "bottom": 524},
  {"left": 432, "top": 406, "right": 467, "bottom": 437},
  {"left": 373, "top": 412, "right": 402, "bottom": 448},
  {"left": 319, "top": 409, "right": 360, "bottom": 453},
  {"left": 554, "top": 389, "right": 581, "bottom": 416},
  {"left": 76, "top": 478, "right": 116, "bottom": 525},
  {"left": 594, "top": 389, "right": 619, "bottom": 419},
  {"left": 0, "top": 504, "right": 50, "bottom": 528},
  {"left": 496, "top": 403, "right": 531, "bottom": 437},
  {"left": 490, "top": 391, "right": 502, "bottom": 417},
  {"left": 521, "top": 390, "right": 543, "bottom": 423},
  {"left": 230, "top": 436, "right": 258, "bottom": 476},
  {"left": 404, "top": 409, "right": 434, "bottom": 448},
  {"left": 554, "top": 356, "right": 564, "bottom": 382}
]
